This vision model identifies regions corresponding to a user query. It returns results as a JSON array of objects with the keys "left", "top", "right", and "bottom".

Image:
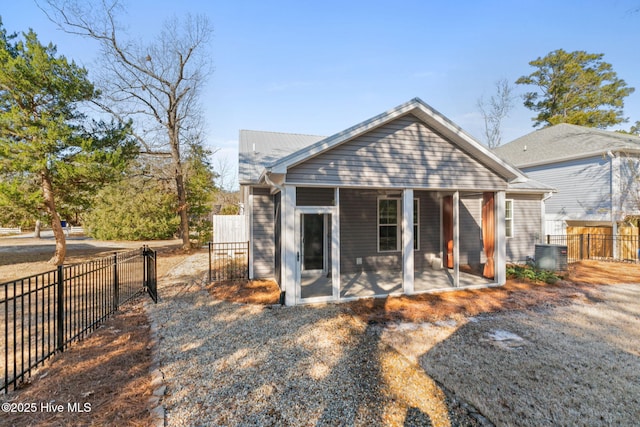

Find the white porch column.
[
  {"left": 453, "top": 191, "right": 460, "bottom": 287},
  {"left": 402, "top": 189, "right": 414, "bottom": 294},
  {"left": 496, "top": 191, "right": 506, "bottom": 285},
  {"left": 282, "top": 185, "right": 297, "bottom": 306},
  {"left": 333, "top": 188, "right": 341, "bottom": 300},
  {"left": 248, "top": 188, "right": 254, "bottom": 279}
]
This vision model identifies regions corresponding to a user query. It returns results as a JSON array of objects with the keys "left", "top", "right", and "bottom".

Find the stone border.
[{"left": 145, "top": 299, "right": 166, "bottom": 427}]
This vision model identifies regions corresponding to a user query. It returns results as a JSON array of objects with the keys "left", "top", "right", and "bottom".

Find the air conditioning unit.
[{"left": 535, "top": 244, "right": 568, "bottom": 271}]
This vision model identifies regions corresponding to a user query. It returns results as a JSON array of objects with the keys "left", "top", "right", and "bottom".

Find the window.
[
  {"left": 505, "top": 199, "right": 514, "bottom": 238},
  {"left": 378, "top": 198, "right": 399, "bottom": 252},
  {"left": 377, "top": 197, "right": 420, "bottom": 252}
]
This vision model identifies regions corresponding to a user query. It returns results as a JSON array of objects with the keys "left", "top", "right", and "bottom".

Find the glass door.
[{"left": 297, "top": 212, "right": 334, "bottom": 301}]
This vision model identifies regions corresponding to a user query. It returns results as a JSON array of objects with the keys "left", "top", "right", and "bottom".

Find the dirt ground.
[
  {"left": 2, "top": 249, "right": 640, "bottom": 425},
  {"left": 0, "top": 234, "right": 185, "bottom": 283},
  {"left": 0, "top": 237, "right": 192, "bottom": 427}
]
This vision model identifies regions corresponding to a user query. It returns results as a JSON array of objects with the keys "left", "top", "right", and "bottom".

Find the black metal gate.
[
  {"left": 208, "top": 242, "right": 249, "bottom": 282},
  {"left": 143, "top": 245, "right": 157, "bottom": 303}
]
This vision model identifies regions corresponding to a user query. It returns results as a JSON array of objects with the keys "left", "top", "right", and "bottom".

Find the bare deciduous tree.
[
  {"left": 40, "top": 0, "right": 213, "bottom": 250},
  {"left": 477, "top": 78, "right": 514, "bottom": 149}
]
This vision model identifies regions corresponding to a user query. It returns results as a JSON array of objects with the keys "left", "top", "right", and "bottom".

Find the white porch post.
[
  {"left": 402, "top": 189, "right": 414, "bottom": 294},
  {"left": 453, "top": 191, "right": 460, "bottom": 287},
  {"left": 611, "top": 153, "right": 621, "bottom": 259},
  {"left": 496, "top": 191, "right": 506, "bottom": 285},
  {"left": 248, "top": 188, "right": 254, "bottom": 279},
  {"left": 282, "top": 185, "right": 297, "bottom": 305},
  {"left": 333, "top": 188, "right": 341, "bottom": 300}
]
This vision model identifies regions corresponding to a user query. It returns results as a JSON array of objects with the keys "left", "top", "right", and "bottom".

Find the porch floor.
[{"left": 299, "top": 268, "right": 493, "bottom": 300}]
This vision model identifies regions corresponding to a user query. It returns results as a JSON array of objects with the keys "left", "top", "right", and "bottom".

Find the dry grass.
[
  {"left": 0, "top": 301, "right": 154, "bottom": 427},
  {"left": 352, "top": 259, "right": 640, "bottom": 323},
  {"left": 206, "top": 279, "right": 280, "bottom": 304},
  {"left": 206, "top": 260, "right": 640, "bottom": 325},
  {"left": 0, "top": 237, "right": 183, "bottom": 283},
  {"left": 565, "top": 259, "right": 640, "bottom": 284},
  {"left": 0, "top": 247, "right": 192, "bottom": 426}
]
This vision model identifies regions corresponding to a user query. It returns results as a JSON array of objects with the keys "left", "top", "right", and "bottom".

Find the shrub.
[
  {"left": 506, "top": 264, "right": 561, "bottom": 284},
  {"left": 84, "top": 179, "right": 180, "bottom": 240}
]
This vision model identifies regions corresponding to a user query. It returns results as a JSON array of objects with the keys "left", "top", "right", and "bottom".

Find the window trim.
[
  {"left": 376, "top": 196, "right": 420, "bottom": 252},
  {"left": 377, "top": 197, "right": 401, "bottom": 252},
  {"left": 505, "top": 199, "right": 514, "bottom": 238}
]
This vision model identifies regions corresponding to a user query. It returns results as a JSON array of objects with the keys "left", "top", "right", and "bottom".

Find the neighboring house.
[
  {"left": 495, "top": 123, "right": 640, "bottom": 236},
  {"left": 239, "top": 98, "right": 553, "bottom": 305}
]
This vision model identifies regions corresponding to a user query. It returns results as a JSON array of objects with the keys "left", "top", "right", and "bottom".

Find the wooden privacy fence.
[{"left": 546, "top": 234, "right": 640, "bottom": 263}]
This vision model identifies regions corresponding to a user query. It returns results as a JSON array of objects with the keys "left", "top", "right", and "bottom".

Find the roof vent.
[{"left": 523, "top": 145, "right": 527, "bottom": 151}]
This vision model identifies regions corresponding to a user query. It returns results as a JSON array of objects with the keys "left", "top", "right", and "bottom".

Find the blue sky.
[{"left": 3, "top": 1, "right": 640, "bottom": 189}]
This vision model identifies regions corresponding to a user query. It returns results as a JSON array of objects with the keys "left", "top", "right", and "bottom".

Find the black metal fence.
[
  {"left": 546, "top": 234, "right": 640, "bottom": 263},
  {"left": 1, "top": 246, "right": 157, "bottom": 393},
  {"left": 208, "top": 242, "right": 249, "bottom": 282}
]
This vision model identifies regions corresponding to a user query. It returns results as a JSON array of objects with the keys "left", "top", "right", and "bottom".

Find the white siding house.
[{"left": 495, "top": 124, "right": 640, "bottom": 235}]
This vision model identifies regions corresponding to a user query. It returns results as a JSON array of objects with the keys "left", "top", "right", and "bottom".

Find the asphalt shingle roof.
[
  {"left": 494, "top": 123, "right": 640, "bottom": 168},
  {"left": 239, "top": 130, "right": 325, "bottom": 183}
]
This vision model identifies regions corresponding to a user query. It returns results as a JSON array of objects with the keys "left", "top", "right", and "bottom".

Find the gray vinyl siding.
[
  {"left": 287, "top": 114, "right": 508, "bottom": 190},
  {"left": 459, "top": 195, "right": 483, "bottom": 267},
  {"left": 296, "top": 187, "right": 335, "bottom": 206},
  {"left": 414, "top": 191, "right": 440, "bottom": 269},
  {"left": 523, "top": 156, "right": 611, "bottom": 222},
  {"left": 506, "top": 194, "right": 543, "bottom": 263},
  {"left": 340, "top": 189, "right": 443, "bottom": 274},
  {"left": 252, "top": 187, "right": 275, "bottom": 278},
  {"left": 340, "top": 189, "right": 401, "bottom": 274}
]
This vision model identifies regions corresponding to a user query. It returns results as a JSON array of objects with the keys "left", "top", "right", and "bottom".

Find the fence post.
[
  {"left": 113, "top": 253, "right": 119, "bottom": 311},
  {"left": 246, "top": 240, "right": 250, "bottom": 279},
  {"left": 208, "top": 242, "right": 212, "bottom": 283},
  {"left": 142, "top": 245, "right": 148, "bottom": 290},
  {"left": 56, "top": 265, "right": 65, "bottom": 353},
  {"left": 587, "top": 234, "right": 591, "bottom": 260}
]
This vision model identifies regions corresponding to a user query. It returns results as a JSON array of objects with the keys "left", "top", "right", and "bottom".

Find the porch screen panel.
[
  {"left": 482, "top": 192, "right": 495, "bottom": 279},
  {"left": 443, "top": 196, "right": 453, "bottom": 269}
]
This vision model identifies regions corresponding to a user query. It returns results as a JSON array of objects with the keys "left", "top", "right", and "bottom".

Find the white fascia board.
[{"left": 517, "top": 148, "right": 640, "bottom": 169}]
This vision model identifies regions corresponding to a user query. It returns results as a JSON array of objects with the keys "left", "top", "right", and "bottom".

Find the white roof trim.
[
  {"left": 516, "top": 147, "right": 640, "bottom": 169},
  {"left": 267, "top": 97, "right": 526, "bottom": 182}
]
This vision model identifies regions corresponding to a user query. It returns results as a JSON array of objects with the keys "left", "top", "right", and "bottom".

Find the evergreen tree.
[
  {"left": 516, "top": 49, "right": 634, "bottom": 128},
  {"left": 0, "top": 25, "right": 136, "bottom": 264}
]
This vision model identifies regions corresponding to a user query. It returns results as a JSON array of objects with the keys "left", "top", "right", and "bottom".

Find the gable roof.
[
  {"left": 238, "top": 98, "right": 553, "bottom": 193},
  {"left": 265, "top": 97, "right": 526, "bottom": 182},
  {"left": 495, "top": 123, "right": 640, "bottom": 168},
  {"left": 239, "top": 130, "right": 324, "bottom": 184}
]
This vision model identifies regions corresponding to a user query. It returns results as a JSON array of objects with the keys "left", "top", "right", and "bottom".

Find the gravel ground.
[
  {"left": 145, "top": 253, "right": 485, "bottom": 426},
  {"left": 416, "top": 284, "right": 640, "bottom": 426},
  {"left": 146, "top": 253, "right": 640, "bottom": 426}
]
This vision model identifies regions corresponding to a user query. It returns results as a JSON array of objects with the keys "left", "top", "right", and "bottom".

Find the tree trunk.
[
  {"left": 168, "top": 102, "right": 191, "bottom": 251},
  {"left": 34, "top": 220, "right": 41, "bottom": 239},
  {"left": 41, "top": 171, "right": 66, "bottom": 265},
  {"left": 175, "top": 172, "right": 191, "bottom": 250}
]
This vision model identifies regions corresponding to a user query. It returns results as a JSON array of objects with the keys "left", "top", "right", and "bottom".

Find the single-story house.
[
  {"left": 495, "top": 123, "right": 640, "bottom": 236},
  {"left": 239, "top": 98, "right": 554, "bottom": 305}
]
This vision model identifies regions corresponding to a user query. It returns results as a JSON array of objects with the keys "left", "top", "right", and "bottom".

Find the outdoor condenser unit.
[{"left": 535, "top": 244, "right": 568, "bottom": 271}]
